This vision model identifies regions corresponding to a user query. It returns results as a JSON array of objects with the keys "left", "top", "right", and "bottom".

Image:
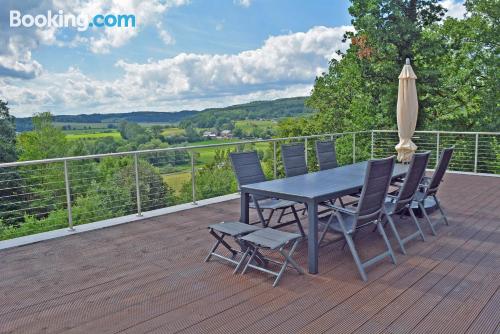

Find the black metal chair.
[
  {"left": 281, "top": 143, "right": 308, "bottom": 177},
  {"left": 382, "top": 152, "right": 430, "bottom": 254},
  {"left": 315, "top": 140, "right": 338, "bottom": 171},
  {"left": 319, "top": 156, "right": 397, "bottom": 281},
  {"left": 413, "top": 147, "right": 454, "bottom": 235},
  {"left": 315, "top": 139, "right": 350, "bottom": 207},
  {"left": 230, "top": 151, "right": 305, "bottom": 236}
]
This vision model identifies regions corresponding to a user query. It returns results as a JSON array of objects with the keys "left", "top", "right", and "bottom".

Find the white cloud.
[
  {"left": 0, "top": 0, "right": 189, "bottom": 76},
  {"left": 116, "top": 25, "right": 352, "bottom": 96},
  {"left": 79, "top": 0, "right": 188, "bottom": 53},
  {"left": 234, "top": 0, "right": 252, "bottom": 8},
  {"left": 3, "top": 25, "right": 352, "bottom": 117},
  {"left": 440, "top": 0, "right": 466, "bottom": 19}
]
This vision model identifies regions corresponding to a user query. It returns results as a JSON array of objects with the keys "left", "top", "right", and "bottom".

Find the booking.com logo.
[{"left": 10, "top": 10, "right": 136, "bottom": 32}]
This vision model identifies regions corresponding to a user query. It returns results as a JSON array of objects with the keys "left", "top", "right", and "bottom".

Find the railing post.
[
  {"left": 273, "top": 141, "right": 277, "bottom": 179},
  {"left": 436, "top": 132, "right": 440, "bottom": 167},
  {"left": 191, "top": 151, "right": 197, "bottom": 205},
  {"left": 352, "top": 133, "right": 356, "bottom": 163},
  {"left": 474, "top": 133, "right": 479, "bottom": 173},
  {"left": 64, "top": 160, "right": 75, "bottom": 231},
  {"left": 304, "top": 137, "right": 308, "bottom": 166},
  {"left": 134, "top": 153, "right": 142, "bottom": 216},
  {"left": 371, "top": 130, "right": 374, "bottom": 159}
]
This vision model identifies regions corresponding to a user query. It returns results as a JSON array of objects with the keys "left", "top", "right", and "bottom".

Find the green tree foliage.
[
  {"left": 281, "top": 0, "right": 497, "bottom": 138},
  {"left": 0, "top": 100, "right": 24, "bottom": 226},
  {"left": 301, "top": 0, "right": 446, "bottom": 137},
  {"left": 420, "top": 0, "right": 499, "bottom": 130},
  {"left": 179, "top": 149, "right": 238, "bottom": 201},
  {"left": 0, "top": 100, "right": 17, "bottom": 162},
  {"left": 14, "top": 113, "right": 69, "bottom": 220}
]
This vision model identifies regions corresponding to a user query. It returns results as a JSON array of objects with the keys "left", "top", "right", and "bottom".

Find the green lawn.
[{"left": 163, "top": 172, "right": 191, "bottom": 194}]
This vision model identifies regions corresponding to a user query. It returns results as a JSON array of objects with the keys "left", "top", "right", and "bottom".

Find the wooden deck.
[{"left": 1, "top": 173, "right": 499, "bottom": 334}]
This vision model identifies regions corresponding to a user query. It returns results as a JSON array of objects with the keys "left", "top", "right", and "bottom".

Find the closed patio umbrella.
[{"left": 395, "top": 58, "right": 418, "bottom": 162}]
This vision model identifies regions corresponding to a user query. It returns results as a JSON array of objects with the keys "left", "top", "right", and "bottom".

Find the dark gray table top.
[{"left": 241, "top": 161, "right": 408, "bottom": 203}]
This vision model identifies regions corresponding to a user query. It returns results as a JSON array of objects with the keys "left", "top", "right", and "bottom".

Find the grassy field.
[
  {"left": 163, "top": 172, "right": 191, "bottom": 194},
  {"left": 161, "top": 127, "right": 185, "bottom": 136},
  {"left": 65, "top": 131, "right": 122, "bottom": 140},
  {"left": 234, "top": 119, "right": 276, "bottom": 130}
]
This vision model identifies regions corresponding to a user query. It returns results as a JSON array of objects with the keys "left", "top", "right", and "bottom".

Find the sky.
[{"left": 0, "top": 0, "right": 466, "bottom": 117}]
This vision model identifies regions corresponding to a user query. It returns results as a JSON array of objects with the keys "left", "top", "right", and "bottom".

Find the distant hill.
[
  {"left": 15, "top": 96, "right": 312, "bottom": 132},
  {"left": 15, "top": 110, "right": 198, "bottom": 132},
  {"left": 179, "top": 97, "right": 312, "bottom": 129}
]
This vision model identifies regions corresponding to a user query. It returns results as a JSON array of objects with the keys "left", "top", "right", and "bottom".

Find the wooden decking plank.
[
  {"left": 350, "top": 190, "right": 499, "bottom": 334},
  {"left": 385, "top": 227, "right": 499, "bottom": 333},
  {"left": 262, "top": 183, "right": 496, "bottom": 332},
  {"left": 288, "top": 197, "right": 499, "bottom": 334},
  {"left": 465, "top": 287, "right": 500, "bottom": 334},
  {"left": 0, "top": 173, "right": 497, "bottom": 334}
]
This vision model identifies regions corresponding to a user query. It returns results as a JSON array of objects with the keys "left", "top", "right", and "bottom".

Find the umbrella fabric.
[{"left": 395, "top": 61, "right": 418, "bottom": 162}]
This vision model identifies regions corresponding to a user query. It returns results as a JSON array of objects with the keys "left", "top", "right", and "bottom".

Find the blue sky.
[{"left": 0, "top": 0, "right": 464, "bottom": 117}]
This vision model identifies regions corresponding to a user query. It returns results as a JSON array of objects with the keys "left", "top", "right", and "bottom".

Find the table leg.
[
  {"left": 240, "top": 191, "right": 250, "bottom": 224},
  {"left": 307, "top": 200, "right": 318, "bottom": 274}
]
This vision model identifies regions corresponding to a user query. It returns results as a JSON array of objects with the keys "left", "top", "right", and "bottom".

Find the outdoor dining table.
[{"left": 240, "top": 161, "right": 409, "bottom": 274}]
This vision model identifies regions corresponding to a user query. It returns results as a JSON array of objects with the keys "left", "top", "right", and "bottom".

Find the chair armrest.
[{"left": 321, "top": 203, "right": 356, "bottom": 215}]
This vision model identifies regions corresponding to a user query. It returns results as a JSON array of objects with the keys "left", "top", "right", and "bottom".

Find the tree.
[
  {"left": 0, "top": 100, "right": 17, "bottom": 162},
  {"left": 15, "top": 113, "right": 69, "bottom": 220},
  {"left": 0, "top": 100, "right": 24, "bottom": 226},
  {"left": 302, "top": 0, "right": 446, "bottom": 137},
  {"left": 17, "top": 112, "right": 68, "bottom": 160},
  {"left": 420, "top": 0, "right": 499, "bottom": 130}
]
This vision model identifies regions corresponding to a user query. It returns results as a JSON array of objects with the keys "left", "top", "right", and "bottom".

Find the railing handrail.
[
  {"left": 0, "top": 129, "right": 498, "bottom": 169},
  {"left": 0, "top": 131, "right": 369, "bottom": 168},
  {"left": 374, "top": 129, "right": 500, "bottom": 136}
]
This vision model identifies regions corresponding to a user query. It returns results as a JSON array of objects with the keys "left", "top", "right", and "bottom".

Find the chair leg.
[
  {"left": 290, "top": 205, "right": 305, "bottom": 237},
  {"left": 343, "top": 231, "right": 368, "bottom": 282},
  {"left": 319, "top": 214, "right": 333, "bottom": 245},
  {"left": 386, "top": 214, "right": 407, "bottom": 255},
  {"left": 377, "top": 221, "right": 397, "bottom": 264},
  {"left": 275, "top": 208, "right": 285, "bottom": 225},
  {"left": 265, "top": 209, "right": 276, "bottom": 227},
  {"left": 241, "top": 246, "right": 258, "bottom": 275},
  {"left": 301, "top": 203, "right": 307, "bottom": 216},
  {"left": 234, "top": 247, "right": 250, "bottom": 274},
  {"left": 279, "top": 240, "right": 304, "bottom": 275},
  {"left": 206, "top": 230, "right": 237, "bottom": 262},
  {"left": 205, "top": 239, "right": 221, "bottom": 262},
  {"left": 434, "top": 195, "right": 449, "bottom": 226},
  {"left": 419, "top": 201, "right": 437, "bottom": 236},
  {"left": 409, "top": 207, "right": 426, "bottom": 242}
]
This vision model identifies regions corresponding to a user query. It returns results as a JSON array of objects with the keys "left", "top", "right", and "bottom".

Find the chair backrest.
[
  {"left": 229, "top": 151, "right": 266, "bottom": 188},
  {"left": 356, "top": 156, "right": 395, "bottom": 225},
  {"left": 315, "top": 140, "right": 338, "bottom": 171},
  {"left": 427, "top": 146, "right": 454, "bottom": 195},
  {"left": 394, "top": 151, "right": 431, "bottom": 212},
  {"left": 281, "top": 143, "right": 308, "bottom": 177}
]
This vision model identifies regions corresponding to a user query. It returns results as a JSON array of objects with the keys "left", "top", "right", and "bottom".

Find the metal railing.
[{"left": 0, "top": 130, "right": 498, "bottom": 241}]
